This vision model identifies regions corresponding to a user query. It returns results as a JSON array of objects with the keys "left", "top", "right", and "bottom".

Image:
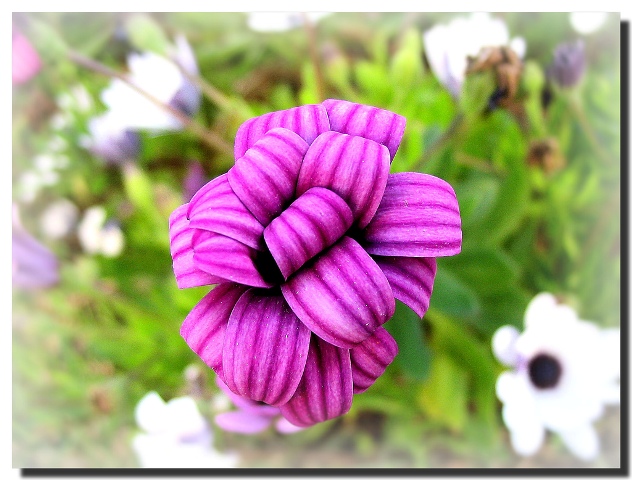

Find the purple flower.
[
  {"left": 214, "top": 377, "right": 303, "bottom": 435},
  {"left": 12, "top": 27, "right": 41, "bottom": 85},
  {"left": 84, "top": 112, "right": 141, "bottom": 165},
  {"left": 169, "top": 100, "right": 462, "bottom": 427},
  {"left": 12, "top": 205, "right": 59, "bottom": 290},
  {"left": 548, "top": 40, "right": 586, "bottom": 88}
]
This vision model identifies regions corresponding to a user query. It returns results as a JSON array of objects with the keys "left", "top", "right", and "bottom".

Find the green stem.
[
  {"left": 410, "top": 113, "right": 465, "bottom": 171},
  {"left": 302, "top": 13, "right": 326, "bottom": 103},
  {"left": 566, "top": 90, "right": 610, "bottom": 165},
  {"left": 68, "top": 50, "right": 233, "bottom": 156}
]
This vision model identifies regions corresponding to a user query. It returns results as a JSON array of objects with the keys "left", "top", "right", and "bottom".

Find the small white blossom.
[
  {"left": 77, "top": 206, "right": 124, "bottom": 257},
  {"left": 246, "top": 12, "right": 331, "bottom": 32},
  {"left": 492, "top": 293, "right": 620, "bottom": 461},
  {"left": 570, "top": 12, "right": 608, "bottom": 35},
  {"left": 423, "top": 12, "right": 526, "bottom": 97},
  {"left": 132, "top": 391, "right": 239, "bottom": 468},
  {"left": 40, "top": 199, "right": 79, "bottom": 239}
]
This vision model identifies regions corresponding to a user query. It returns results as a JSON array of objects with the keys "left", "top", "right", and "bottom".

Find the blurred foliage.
[{"left": 12, "top": 11, "right": 621, "bottom": 468}]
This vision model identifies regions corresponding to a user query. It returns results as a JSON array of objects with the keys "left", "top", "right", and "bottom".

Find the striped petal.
[
  {"left": 228, "top": 128, "right": 309, "bottom": 226},
  {"left": 363, "top": 173, "right": 462, "bottom": 257},
  {"left": 281, "top": 236, "right": 395, "bottom": 349},
  {"left": 180, "top": 283, "right": 248, "bottom": 377},
  {"left": 222, "top": 290, "right": 311, "bottom": 407},
  {"left": 296, "top": 131, "right": 390, "bottom": 228},
  {"left": 279, "top": 336, "right": 353, "bottom": 427},
  {"left": 187, "top": 174, "right": 264, "bottom": 250},
  {"left": 373, "top": 256, "right": 437, "bottom": 320},
  {"left": 192, "top": 230, "right": 272, "bottom": 288},
  {"left": 169, "top": 204, "right": 223, "bottom": 288},
  {"left": 350, "top": 327, "right": 398, "bottom": 394},
  {"left": 263, "top": 187, "right": 354, "bottom": 279},
  {"left": 323, "top": 98, "right": 406, "bottom": 160},
  {"left": 234, "top": 104, "right": 330, "bottom": 159}
]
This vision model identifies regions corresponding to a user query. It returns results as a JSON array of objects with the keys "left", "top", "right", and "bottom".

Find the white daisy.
[
  {"left": 77, "top": 206, "right": 125, "bottom": 258},
  {"left": 492, "top": 293, "right": 620, "bottom": 461},
  {"left": 423, "top": 12, "right": 526, "bottom": 97},
  {"left": 99, "top": 35, "right": 200, "bottom": 132},
  {"left": 132, "top": 391, "right": 239, "bottom": 468},
  {"left": 246, "top": 12, "right": 331, "bottom": 32}
]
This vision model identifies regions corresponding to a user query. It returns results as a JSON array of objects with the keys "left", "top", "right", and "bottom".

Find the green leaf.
[
  {"left": 384, "top": 301, "right": 432, "bottom": 381},
  {"left": 125, "top": 14, "right": 171, "bottom": 55},
  {"left": 429, "top": 267, "right": 481, "bottom": 320},
  {"left": 459, "top": 71, "right": 496, "bottom": 120},
  {"left": 417, "top": 353, "right": 468, "bottom": 432},
  {"left": 390, "top": 29, "right": 422, "bottom": 91}
]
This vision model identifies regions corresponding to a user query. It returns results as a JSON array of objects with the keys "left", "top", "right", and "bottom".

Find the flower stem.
[
  {"left": 68, "top": 50, "right": 233, "bottom": 156},
  {"left": 171, "top": 60, "right": 251, "bottom": 121},
  {"left": 302, "top": 13, "right": 326, "bottom": 103},
  {"left": 410, "top": 112, "right": 465, "bottom": 171}
]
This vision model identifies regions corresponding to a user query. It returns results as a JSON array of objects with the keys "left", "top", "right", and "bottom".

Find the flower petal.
[
  {"left": 323, "top": 99, "right": 406, "bottom": 160},
  {"left": 187, "top": 174, "right": 264, "bottom": 250},
  {"left": 222, "top": 290, "right": 311, "bottom": 406},
  {"left": 363, "top": 172, "right": 462, "bottom": 257},
  {"left": 180, "top": 283, "right": 248, "bottom": 377},
  {"left": 192, "top": 230, "right": 272, "bottom": 288},
  {"left": 214, "top": 411, "right": 273, "bottom": 435},
  {"left": 296, "top": 131, "right": 390, "bottom": 228},
  {"left": 558, "top": 425, "right": 599, "bottom": 461},
  {"left": 169, "top": 204, "right": 224, "bottom": 288},
  {"left": 215, "top": 377, "right": 279, "bottom": 416},
  {"left": 228, "top": 128, "right": 309, "bottom": 225},
  {"left": 234, "top": 104, "right": 330, "bottom": 159},
  {"left": 372, "top": 256, "right": 437, "bottom": 320},
  {"left": 264, "top": 187, "right": 354, "bottom": 279},
  {"left": 279, "top": 336, "right": 353, "bottom": 427},
  {"left": 281, "top": 236, "right": 395, "bottom": 349},
  {"left": 491, "top": 325, "right": 521, "bottom": 367},
  {"left": 350, "top": 327, "right": 398, "bottom": 394}
]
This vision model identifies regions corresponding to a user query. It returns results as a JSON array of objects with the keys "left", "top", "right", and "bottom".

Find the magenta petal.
[
  {"left": 192, "top": 230, "right": 272, "bottom": 288},
  {"left": 234, "top": 104, "right": 330, "bottom": 159},
  {"left": 281, "top": 236, "right": 395, "bottom": 349},
  {"left": 169, "top": 204, "right": 224, "bottom": 288},
  {"left": 323, "top": 99, "right": 406, "bottom": 160},
  {"left": 228, "top": 128, "right": 309, "bottom": 226},
  {"left": 264, "top": 187, "right": 354, "bottom": 279},
  {"left": 363, "top": 173, "right": 462, "bottom": 257},
  {"left": 180, "top": 283, "right": 248, "bottom": 377},
  {"left": 296, "top": 131, "right": 390, "bottom": 228},
  {"left": 215, "top": 411, "right": 273, "bottom": 434},
  {"left": 222, "top": 291, "right": 311, "bottom": 407},
  {"left": 373, "top": 256, "right": 437, "bottom": 320},
  {"left": 187, "top": 174, "right": 264, "bottom": 250},
  {"left": 350, "top": 327, "right": 398, "bottom": 394},
  {"left": 215, "top": 377, "right": 279, "bottom": 416},
  {"left": 279, "top": 336, "right": 353, "bottom": 427}
]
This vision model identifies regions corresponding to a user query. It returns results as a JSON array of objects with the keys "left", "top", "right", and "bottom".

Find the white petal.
[
  {"left": 523, "top": 292, "right": 557, "bottom": 328},
  {"left": 135, "top": 392, "right": 168, "bottom": 434},
  {"left": 173, "top": 35, "right": 198, "bottom": 75},
  {"left": 510, "top": 37, "right": 527, "bottom": 58},
  {"left": 164, "top": 396, "right": 209, "bottom": 439},
  {"left": 492, "top": 325, "right": 521, "bottom": 366},
  {"left": 509, "top": 421, "right": 545, "bottom": 457},
  {"left": 570, "top": 12, "right": 608, "bottom": 35},
  {"left": 557, "top": 424, "right": 600, "bottom": 461}
]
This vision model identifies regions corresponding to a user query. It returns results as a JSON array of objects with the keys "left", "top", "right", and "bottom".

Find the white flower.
[
  {"left": 246, "top": 12, "right": 331, "bottom": 32},
  {"left": 132, "top": 391, "right": 239, "bottom": 468},
  {"left": 100, "top": 35, "right": 200, "bottom": 132},
  {"left": 77, "top": 206, "right": 125, "bottom": 257},
  {"left": 40, "top": 199, "right": 79, "bottom": 239},
  {"left": 492, "top": 293, "right": 620, "bottom": 461},
  {"left": 423, "top": 12, "right": 526, "bottom": 97},
  {"left": 570, "top": 12, "right": 608, "bottom": 35},
  {"left": 81, "top": 112, "right": 141, "bottom": 165}
]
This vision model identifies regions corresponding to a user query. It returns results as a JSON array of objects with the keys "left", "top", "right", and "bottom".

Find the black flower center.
[
  {"left": 528, "top": 353, "right": 562, "bottom": 389},
  {"left": 253, "top": 247, "right": 284, "bottom": 286}
]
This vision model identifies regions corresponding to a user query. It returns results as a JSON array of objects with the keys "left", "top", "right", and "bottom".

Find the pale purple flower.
[
  {"left": 100, "top": 35, "right": 200, "bottom": 131},
  {"left": 492, "top": 293, "right": 620, "bottom": 461},
  {"left": 12, "top": 28, "right": 41, "bottom": 85},
  {"left": 83, "top": 112, "right": 141, "bottom": 165},
  {"left": 214, "top": 377, "right": 303, "bottom": 435},
  {"left": 548, "top": 40, "right": 586, "bottom": 88},
  {"left": 169, "top": 99, "right": 462, "bottom": 427},
  {"left": 183, "top": 161, "right": 208, "bottom": 202},
  {"left": 12, "top": 205, "right": 59, "bottom": 290}
]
